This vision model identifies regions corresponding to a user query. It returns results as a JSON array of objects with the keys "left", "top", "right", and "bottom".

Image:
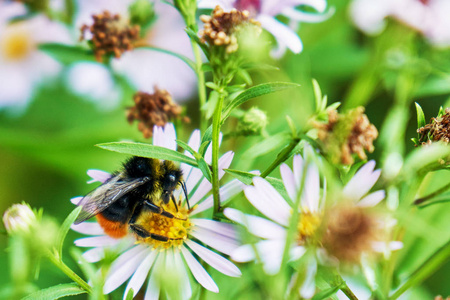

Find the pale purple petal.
[
  {"left": 290, "top": 246, "right": 307, "bottom": 262},
  {"left": 245, "top": 177, "right": 291, "bottom": 226},
  {"left": 87, "top": 169, "right": 111, "bottom": 183},
  {"left": 82, "top": 247, "right": 104, "bottom": 263},
  {"left": 302, "top": 164, "right": 321, "bottom": 212},
  {"left": 257, "top": 239, "right": 285, "bottom": 275},
  {"left": 280, "top": 163, "right": 297, "bottom": 202},
  {"left": 190, "top": 226, "right": 239, "bottom": 255},
  {"left": 281, "top": 7, "right": 334, "bottom": 23},
  {"left": 191, "top": 219, "right": 237, "bottom": 239},
  {"left": 153, "top": 123, "right": 177, "bottom": 150},
  {"left": 186, "top": 240, "right": 241, "bottom": 277},
  {"left": 231, "top": 244, "right": 256, "bottom": 262},
  {"left": 145, "top": 252, "right": 163, "bottom": 300},
  {"left": 123, "top": 251, "right": 158, "bottom": 299},
  {"left": 258, "top": 15, "right": 303, "bottom": 54},
  {"left": 71, "top": 222, "right": 104, "bottom": 235},
  {"left": 104, "top": 245, "right": 150, "bottom": 294},
  {"left": 357, "top": 190, "right": 385, "bottom": 207},
  {"left": 75, "top": 235, "right": 121, "bottom": 247},
  {"left": 343, "top": 161, "right": 380, "bottom": 201},
  {"left": 224, "top": 208, "right": 286, "bottom": 239},
  {"left": 187, "top": 129, "right": 201, "bottom": 153},
  {"left": 173, "top": 250, "right": 192, "bottom": 299},
  {"left": 293, "top": 154, "right": 305, "bottom": 191},
  {"left": 71, "top": 196, "right": 82, "bottom": 205},
  {"left": 388, "top": 241, "right": 403, "bottom": 251},
  {"left": 192, "top": 179, "right": 245, "bottom": 216},
  {"left": 181, "top": 245, "right": 219, "bottom": 293}
]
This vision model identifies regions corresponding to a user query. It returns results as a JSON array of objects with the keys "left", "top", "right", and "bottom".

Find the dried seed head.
[
  {"left": 127, "top": 88, "right": 189, "bottom": 138},
  {"left": 199, "top": 5, "right": 261, "bottom": 53},
  {"left": 314, "top": 107, "right": 378, "bottom": 165},
  {"left": 417, "top": 108, "right": 450, "bottom": 145},
  {"left": 80, "top": 11, "right": 140, "bottom": 62},
  {"left": 322, "top": 205, "right": 380, "bottom": 263}
]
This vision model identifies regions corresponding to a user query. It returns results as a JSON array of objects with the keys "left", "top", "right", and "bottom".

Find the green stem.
[
  {"left": 340, "top": 282, "right": 359, "bottom": 300},
  {"left": 261, "top": 137, "right": 300, "bottom": 178},
  {"left": 211, "top": 91, "right": 225, "bottom": 217},
  {"left": 389, "top": 239, "right": 450, "bottom": 300},
  {"left": 47, "top": 252, "right": 92, "bottom": 294},
  {"left": 191, "top": 41, "right": 207, "bottom": 133},
  {"left": 414, "top": 181, "right": 450, "bottom": 205}
]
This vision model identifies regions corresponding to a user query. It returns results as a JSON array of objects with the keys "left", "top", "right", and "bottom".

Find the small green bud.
[
  {"left": 237, "top": 107, "right": 268, "bottom": 136},
  {"left": 3, "top": 203, "right": 37, "bottom": 235},
  {"left": 129, "top": 0, "right": 156, "bottom": 29}
]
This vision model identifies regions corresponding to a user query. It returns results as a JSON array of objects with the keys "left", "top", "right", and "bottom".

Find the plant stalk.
[
  {"left": 261, "top": 138, "right": 300, "bottom": 178},
  {"left": 211, "top": 91, "right": 225, "bottom": 217}
]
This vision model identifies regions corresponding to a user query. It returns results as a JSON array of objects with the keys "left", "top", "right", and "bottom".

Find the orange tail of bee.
[{"left": 96, "top": 214, "right": 128, "bottom": 238}]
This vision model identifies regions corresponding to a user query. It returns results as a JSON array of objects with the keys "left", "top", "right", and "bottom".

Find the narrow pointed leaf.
[
  {"left": 97, "top": 142, "right": 198, "bottom": 167},
  {"left": 22, "top": 283, "right": 86, "bottom": 300},
  {"left": 39, "top": 43, "right": 95, "bottom": 64},
  {"left": 138, "top": 46, "right": 196, "bottom": 71},
  {"left": 415, "top": 102, "right": 426, "bottom": 129},
  {"left": 57, "top": 206, "right": 82, "bottom": 258},
  {"left": 221, "top": 82, "right": 300, "bottom": 123}
]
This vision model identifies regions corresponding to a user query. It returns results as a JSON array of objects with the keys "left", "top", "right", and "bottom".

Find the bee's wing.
[{"left": 74, "top": 175, "right": 149, "bottom": 224}]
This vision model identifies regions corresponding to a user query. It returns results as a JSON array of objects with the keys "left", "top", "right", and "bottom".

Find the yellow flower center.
[
  {"left": 134, "top": 200, "right": 193, "bottom": 250},
  {"left": 1, "top": 26, "right": 34, "bottom": 61},
  {"left": 297, "top": 210, "right": 322, "bottom": 245}
]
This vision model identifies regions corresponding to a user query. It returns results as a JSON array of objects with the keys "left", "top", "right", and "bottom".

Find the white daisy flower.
[
  {"left": 197, "top": 0, "right": 334, "bottom": 57},
  {"left": 0, "top": 2, "right": 71, "bottom": 112},
  {"left": 74, "top": 0, "right": 197, "bottom": 102},
  {"left": 350, "top": 0, "right": 450, "bottom": 47},
  {"left": 71, "top": 123, "right": 245, "bottom": 299},
  {"left": 224, "top": 153, "right": 400, "bottom": 298}
]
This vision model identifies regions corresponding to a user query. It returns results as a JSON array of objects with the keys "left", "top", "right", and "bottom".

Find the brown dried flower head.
[
  {"left": 417, "top": 108, "right": 450, "bottom": 145},
  {"left": 199, "top": 6, "right": 261, "bottom": 54},
  {"left": 80, "top": 11, "right": 140, "bottom": 62},
  {"left": 322, "top": 205, "right": 380, "bottom": 263},
  {"left": 127, "top": 88, "right": 190, "bottom": 138},
  {"left": 315, "top": 107, "right": 378, "bottom": 165}
]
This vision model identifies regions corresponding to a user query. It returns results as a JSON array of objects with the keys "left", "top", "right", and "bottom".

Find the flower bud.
[
  {"left": 129, "top": 0, "right": 156, "bottom": 29},
  {"left": 237, "top": 107, "right": 268, "bottom": 135},
  {"left": 3, "top": 203, "right": 37, "bottom": 235}
]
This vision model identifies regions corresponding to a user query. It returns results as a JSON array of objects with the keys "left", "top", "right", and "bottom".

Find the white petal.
[
  {"left": 187, "top": 129, "right": 201, "bottom": 154},
  {"left": 257, "top": 240, "right": 285, "bottom": 275},
  {"left": 71, "top": 196, "right": 82, "bottom": 205},
  {"left": 290, "top": 246, "right": 307, "bottom": 262},
  {"left": 104, "top": 245, "right": 150, "bottom": 294},
  {"left": 280, "top": 163, "right": 297, "bottom": 202},
  {"left": 190, "top": 226, "right": 239, "bottom": 255},
  {"left": 343, "top": 161, "right": 380, "bottom": 201},
  {"left": 123, "top": 251, "right": 158, "bottom": 299},
  {"left": 191, "top": 179, "right": 245, "bottom": 216},
  {"left": 173, "top": 250, "right": 192, "bottom": 299},
  {"left": 145, "top": 252, "right": 163, "bottom": 300},
  {"left": 281, "top": 7, "right": 334, "bottom": 23},
  {"left": 181, "top": 245, "right": 219, "bottom": 293},
  {"left": 302, "top": 164, "right": 320, "bottom": 212},
  {"left": 81, "top": 247, "right": 104, "bottom": 263},
  {"left": 87, "top": 169, "right": 111, "bottom": 183},
  {"left": 388, "top": 241, "right": 403, "bottom": 251},
  {"left": 74, "top": 235, "right": 120, "bottom": 247},
  {"left": 191, "top": 219, "right": 237, "bottom": 239},
  {"left": 231, "top": 244, "right": 256, "bottom": 262},
  {"left": 258, "top": 15, "right": 303, "bottom": 54},
  {"left": 186, "top": 240, "right": 241, "bottom": 277},
  {"left": 245, "top": 177, "right": 291, "bottom": 226},
  {"left": 299, "top": 259, "right": 317, "bottom": 299},
  {"left": 71, "top": 222, "right": 104, "bottom": 235},
  {"left": 357, "top": 190, "right": 385, "bottom": 207},
  {"left": 293, "top": 154, "right": 305, "bottom": 191},
  {"left": 224, "top": 208, "right": 286, "bottom": 239}
]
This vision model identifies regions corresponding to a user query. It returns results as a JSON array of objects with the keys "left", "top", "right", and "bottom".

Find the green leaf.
[
  {"left": 241, "top": 62, "right": 279, "bottom": 71},
  {"left": 402, "top": 143, "right": 450, "bottom": 176},
  {"left": 38, "top": 43, "right": 95, "bottom": 64},
  {"left": 415, "top": 102, "right": 426, "bottom": 129},
  {"left": 22, "top": 283, "right": 86, "bottom": 300},
  {"left": 221, "top": 82, "right": 300, "bottom": 123},
  {"left": 205, "top": 91, "right": 219, "bottom": 120},
  {"left": 138, "top": 46, "right": 196, "bottom": 71},
  {"left": 224, "top": 169, "right": 289, "bottom": 201},
  {"left": 125, "top": 288, "right": 134, "bottom": 300},
  {"left": 236, "top": 68, "right": 252, "bottom": 85},
  {"left": 176, "top": 140, "right": 196, "bottom": 157},
  {"left": 311, "top": 286, "right": 341, "bottom": 300},
  {"left": 97, "top": 142, "right": 198, "bottom": 167},
  {"left": 241, "top": 132, "right": 290, "bottom": 160},
  {"left": 312, "top": 79, "right": 323, "bottom": 113},
  {"left": 185, "top": 28, "right": 209, "bottom": 58},
  {"left": 56, "top": 206, "right": 82, "bottom": 259},
  {"left": 176, "top": 140, "right": 212, "bottom": 182}
]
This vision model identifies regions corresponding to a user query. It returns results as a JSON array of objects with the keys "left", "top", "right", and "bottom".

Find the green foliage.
[
  {"left": 38, "top": 44, "right": 95, "bottom": 65},
  {"left": 56, "top": 206, "right": 82, "bottom": 259},
  {"left": 22, "top": 283, "right": 86, "bottom": 300}
]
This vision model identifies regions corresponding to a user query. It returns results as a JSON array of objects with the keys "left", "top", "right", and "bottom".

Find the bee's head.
[{"left": 161, "top": 161, "right": 183, "bottom": 204}]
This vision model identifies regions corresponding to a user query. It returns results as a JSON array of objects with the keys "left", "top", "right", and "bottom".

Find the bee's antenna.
[
  {"left": 181, "top": 181, "right": 190, "bottom": 210},
  {"left": 171, "top": 194, "right": 179, "bottom": 212}
]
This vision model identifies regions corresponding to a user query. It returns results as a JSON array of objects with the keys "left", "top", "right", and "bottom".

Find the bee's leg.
[
  {"left": 128, "top": 202, "right": 143, "bottom": 224},
  {"left": 171, "top": 194, "right": 179, "bottom": 212},
  {"left": 130, "top": 224, "right": 183, "bottom": 242},
  {"left": 143, "top": 200, "right": 187, "bottom": 221}
]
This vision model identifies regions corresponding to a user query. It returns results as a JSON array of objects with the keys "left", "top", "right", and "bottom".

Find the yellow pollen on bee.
[
  {"left": 1, "top": 26, "right": 34, "bottom": 61},
  {"left": 134, "top": 200, "right": 192, "bottom": 250}
]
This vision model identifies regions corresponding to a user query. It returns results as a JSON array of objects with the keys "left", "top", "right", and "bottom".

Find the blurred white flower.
[
  {"left": 3, "top": 203, "right": 37, "bottom": 235},
  {"left": 75, "top": 0, "right": 197, "bottom": 102},
  {"left": 0, "top": 2, "right": 71, "bottom": 112},
  {"left": 72, "top": 123, "right": 245, "bottom": 298},
  {"left": 225, "top": 154, "right": 400, "bottom": 298},
  {"left": 197, "top": 0, "right": 334, "bottom": 57},
  {"left": 65, "top": 62, "right": 121, "bottom": 111},
  {"left": 350, "top": 0, "right": 450, "bottom": 47}
]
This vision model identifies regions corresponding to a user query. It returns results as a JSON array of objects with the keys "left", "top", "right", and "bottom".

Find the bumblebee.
[{"left": 74, "top": 156, "right": 190, "bottom": 242}]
